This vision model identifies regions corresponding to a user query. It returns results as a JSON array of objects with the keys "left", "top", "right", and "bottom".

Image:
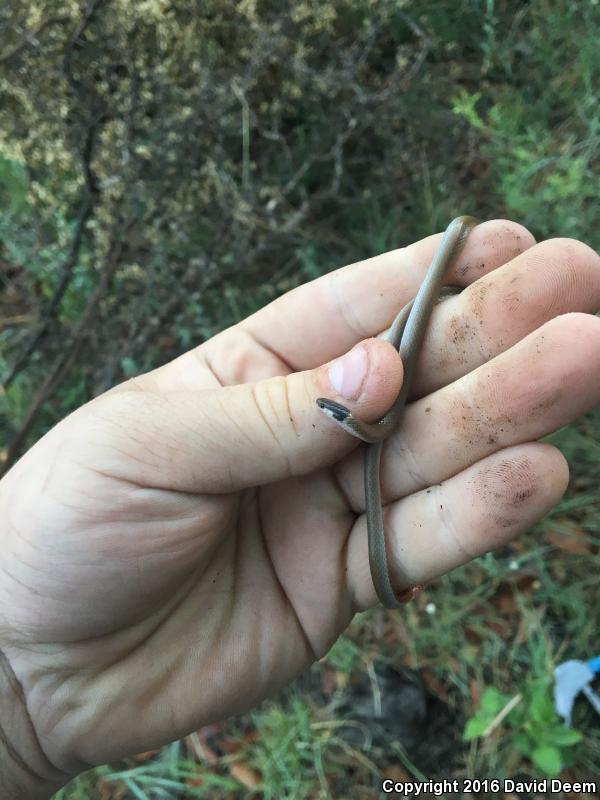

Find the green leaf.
[
  {"left": 513, "top": 732, "right": 532, "bottom": 756},
  {"left": 528, "top": 684, "right": 555, "bottom": 724},
  {"left": 531, "top": 744, "right": 563, "bottom": 777},
  {"left": 480, "top": 686, "right": 508, "bottom": 715},
  {"left": 546, "top": 726, "right": 583, "bottom": 747},
  {"left": 451, "top": 89, "right": 485, "bottom": 130},
  {"left": 463, "top": 716, "right": 489, "bottom": 741}
]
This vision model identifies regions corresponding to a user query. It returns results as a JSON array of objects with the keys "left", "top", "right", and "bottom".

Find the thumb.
[{"left": 87, "top": 338, "right": 404, "bottom": 494}]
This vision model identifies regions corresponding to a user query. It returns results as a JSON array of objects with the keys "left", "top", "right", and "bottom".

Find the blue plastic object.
[
  {"left": 554, "top": 655, "right": 600, "bottom": 726},
  {"left": 587, "top": 654, "right": 600, "bottom": 673}
]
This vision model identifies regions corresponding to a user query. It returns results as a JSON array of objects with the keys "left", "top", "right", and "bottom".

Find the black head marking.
[{"left": 316, "top": 398, "right": 350, "bottom": 422}]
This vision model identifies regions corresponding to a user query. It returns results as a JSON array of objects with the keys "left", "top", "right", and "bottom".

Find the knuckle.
[
  {"left": 206, "top": 330, "right": 259, "bottom": 385},
  {"left": 327, "top": 271, "right": 370, "bottom": 339}
]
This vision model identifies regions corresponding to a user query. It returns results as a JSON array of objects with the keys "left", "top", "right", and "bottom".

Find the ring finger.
[{"left": 346, "top": 441, "right": 569, "bottom": 609}]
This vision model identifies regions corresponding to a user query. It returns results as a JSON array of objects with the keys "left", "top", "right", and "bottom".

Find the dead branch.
[
  {"left": 1, "top": 231, "right": 124, "bottom": 476},
  {"left": 1, "top": 1, "right": 108, "bottom": 392},
  {"left": 0, "top": 195, "right": 92, "bottom": 392}
]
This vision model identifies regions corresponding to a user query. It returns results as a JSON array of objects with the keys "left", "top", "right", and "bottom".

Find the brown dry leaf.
[
  {"left": 544, "top": 528, "right": 592, "bottom": 555},
  {"left": 193, "top": 722, "right": 225, "bottom": 764},
  {"left": 194, "top": 741, "right": 219, "bottom": 763},
  {"left": 319, "top": 665, "right": 337, "bottom": 695},
  {"left": 469, "top": 679, "right": 481, "bottom": 708},
  {"left": 468, "top": 603, "right": 490, "bottom": 618},
  {"left": 229, "top": 761, "right": 262, "bottom": 790},
  {"left": 420, "top": 669, "right": 450, "bottom": 703},
  {"left": 505, "top": 539, "right": 531, "bottom": 558},
  {"left": 219, "top": 737, "right": 245, "bottom": 755},
  {"left": 464, "top": 626, "right": 483, "bottom": 644},
  {"left": 466, "top": 566, "right": 487, "bottom": 588},
  {"left": 186, "top": 774, "right": 205, "bottom": 788},
  {"left": 133, "top": 749, "right": 159, "bottom": 763},
  {"left": 96, "top": 779, "right": 127, "bottom": 800},
  {"left": 498, "top": 569, "right": 538, "bottom": 592},
  {"left": 399, "top": 651, "right": 414, "bottom": 668},
  {"left": 495, "top": 586, "right": 519, "bottom": 614},
  {"left": 334, "top": 669, "right": 348, "bottom": 690},
  {"left": 242, "top": 727, "right": 261, "bottom": 745},
  {"left": 96, "top": 779, "right": 114, "bottom": 800},
  {"left": 487, "top": 618, "right": 512, "bottom": 637}
]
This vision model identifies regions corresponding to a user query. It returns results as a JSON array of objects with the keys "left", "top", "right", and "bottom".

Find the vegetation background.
[{"left": 0, "top": 0, "right": 598, "bottom": 796}]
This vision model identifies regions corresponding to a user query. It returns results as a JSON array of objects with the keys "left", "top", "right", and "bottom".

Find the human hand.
[{"left": 1, "top": 220, "right": 599, "bottom": 795}]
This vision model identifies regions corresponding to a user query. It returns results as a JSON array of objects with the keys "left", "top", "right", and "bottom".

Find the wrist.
[{"left": 0, "top": 646, "right": 67, "bottom": 800}]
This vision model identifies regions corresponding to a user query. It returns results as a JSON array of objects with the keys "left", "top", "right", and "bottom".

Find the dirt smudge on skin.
[
  {"left": 463, "top": 278, "right": 493, "bottom": 333},
  {"left": 470, "top": 455, "right": 539, "bottom": 535},
  {"left": 466, "top": 344, "right": 564, "bottom": 443},
  {"left": 513, "top": 486, "right": 535, "bottom": 504},
  {"left": 528, "top": 396, "right": 561, "bottom": 424}
]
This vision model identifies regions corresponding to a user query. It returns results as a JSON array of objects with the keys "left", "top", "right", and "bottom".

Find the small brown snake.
[{"left": 317, "top": 216, "right": 479, "bottom": 608}]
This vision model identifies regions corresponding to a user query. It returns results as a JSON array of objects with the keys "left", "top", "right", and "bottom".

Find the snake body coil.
[{"left": 317, "top": 216, "right": 478, "bottom": 608}]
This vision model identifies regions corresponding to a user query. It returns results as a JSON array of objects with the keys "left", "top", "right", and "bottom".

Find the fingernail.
[{"left": 328, "top": 344, "right": 368, "bottom": 400}]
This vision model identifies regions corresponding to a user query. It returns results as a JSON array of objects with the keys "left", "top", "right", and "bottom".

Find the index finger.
[
  {"left": 126, "top": 218, "right": 534, "bottom": 395},
  {"left": 236, "top": 218, "right": 534, "bottom": 371}
]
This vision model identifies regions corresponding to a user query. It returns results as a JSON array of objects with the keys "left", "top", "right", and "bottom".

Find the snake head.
[{"left": 316, "top": 398, "right": 351, "bottom": 423}]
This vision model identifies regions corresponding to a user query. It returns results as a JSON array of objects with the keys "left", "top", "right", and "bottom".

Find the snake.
[{"left": 316, "top": 216, "right": 479, "bottom": 608}]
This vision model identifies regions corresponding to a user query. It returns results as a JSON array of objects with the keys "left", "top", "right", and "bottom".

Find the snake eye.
[{"left": 316, "top": 398, "right": 350, "bottom": 422}]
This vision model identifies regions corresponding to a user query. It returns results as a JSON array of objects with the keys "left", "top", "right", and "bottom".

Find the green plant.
[
  {"left": 451, "top": 1, "right": 599, "bottom": 245},
  {"left": 0, "top": 154, "right": 28, "bottom": 218},
  {"left": 465, "top": 681, "right": 582, "bottom": 777},
  {"left": 247, "top": 693, "right": 337, "bottom": 799},
  {"left": 324, "top": 634, "right": 363, "bottom": 675}
]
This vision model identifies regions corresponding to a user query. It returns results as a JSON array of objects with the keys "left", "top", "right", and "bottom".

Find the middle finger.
[{"left": 338, "top": 238, "right": 600, "bottom": 507}]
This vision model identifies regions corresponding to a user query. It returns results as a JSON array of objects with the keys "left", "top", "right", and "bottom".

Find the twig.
[
  {"left": 1, "top": 323, "right": 86, "bottom": 476},
  {"left": 1, "top": 196, "right": 92, "bottom": 392},
  {"left": 0, "top": 315, "right": 32, "bottom": 329},
  {"left": 366, "top": 661, "right": 383, "bottom": 719},
  {"left": 482, "top": 693, "right": 522, "bottom": 737},
  {"left": 1, "top": 1, "right": 107, "bottom": 392},
  {"left": 1, "top": 233, "right": 124, "bottom": 476},
  {"left": 398, "top": 11, "right": 432, "bottom": 82}
]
